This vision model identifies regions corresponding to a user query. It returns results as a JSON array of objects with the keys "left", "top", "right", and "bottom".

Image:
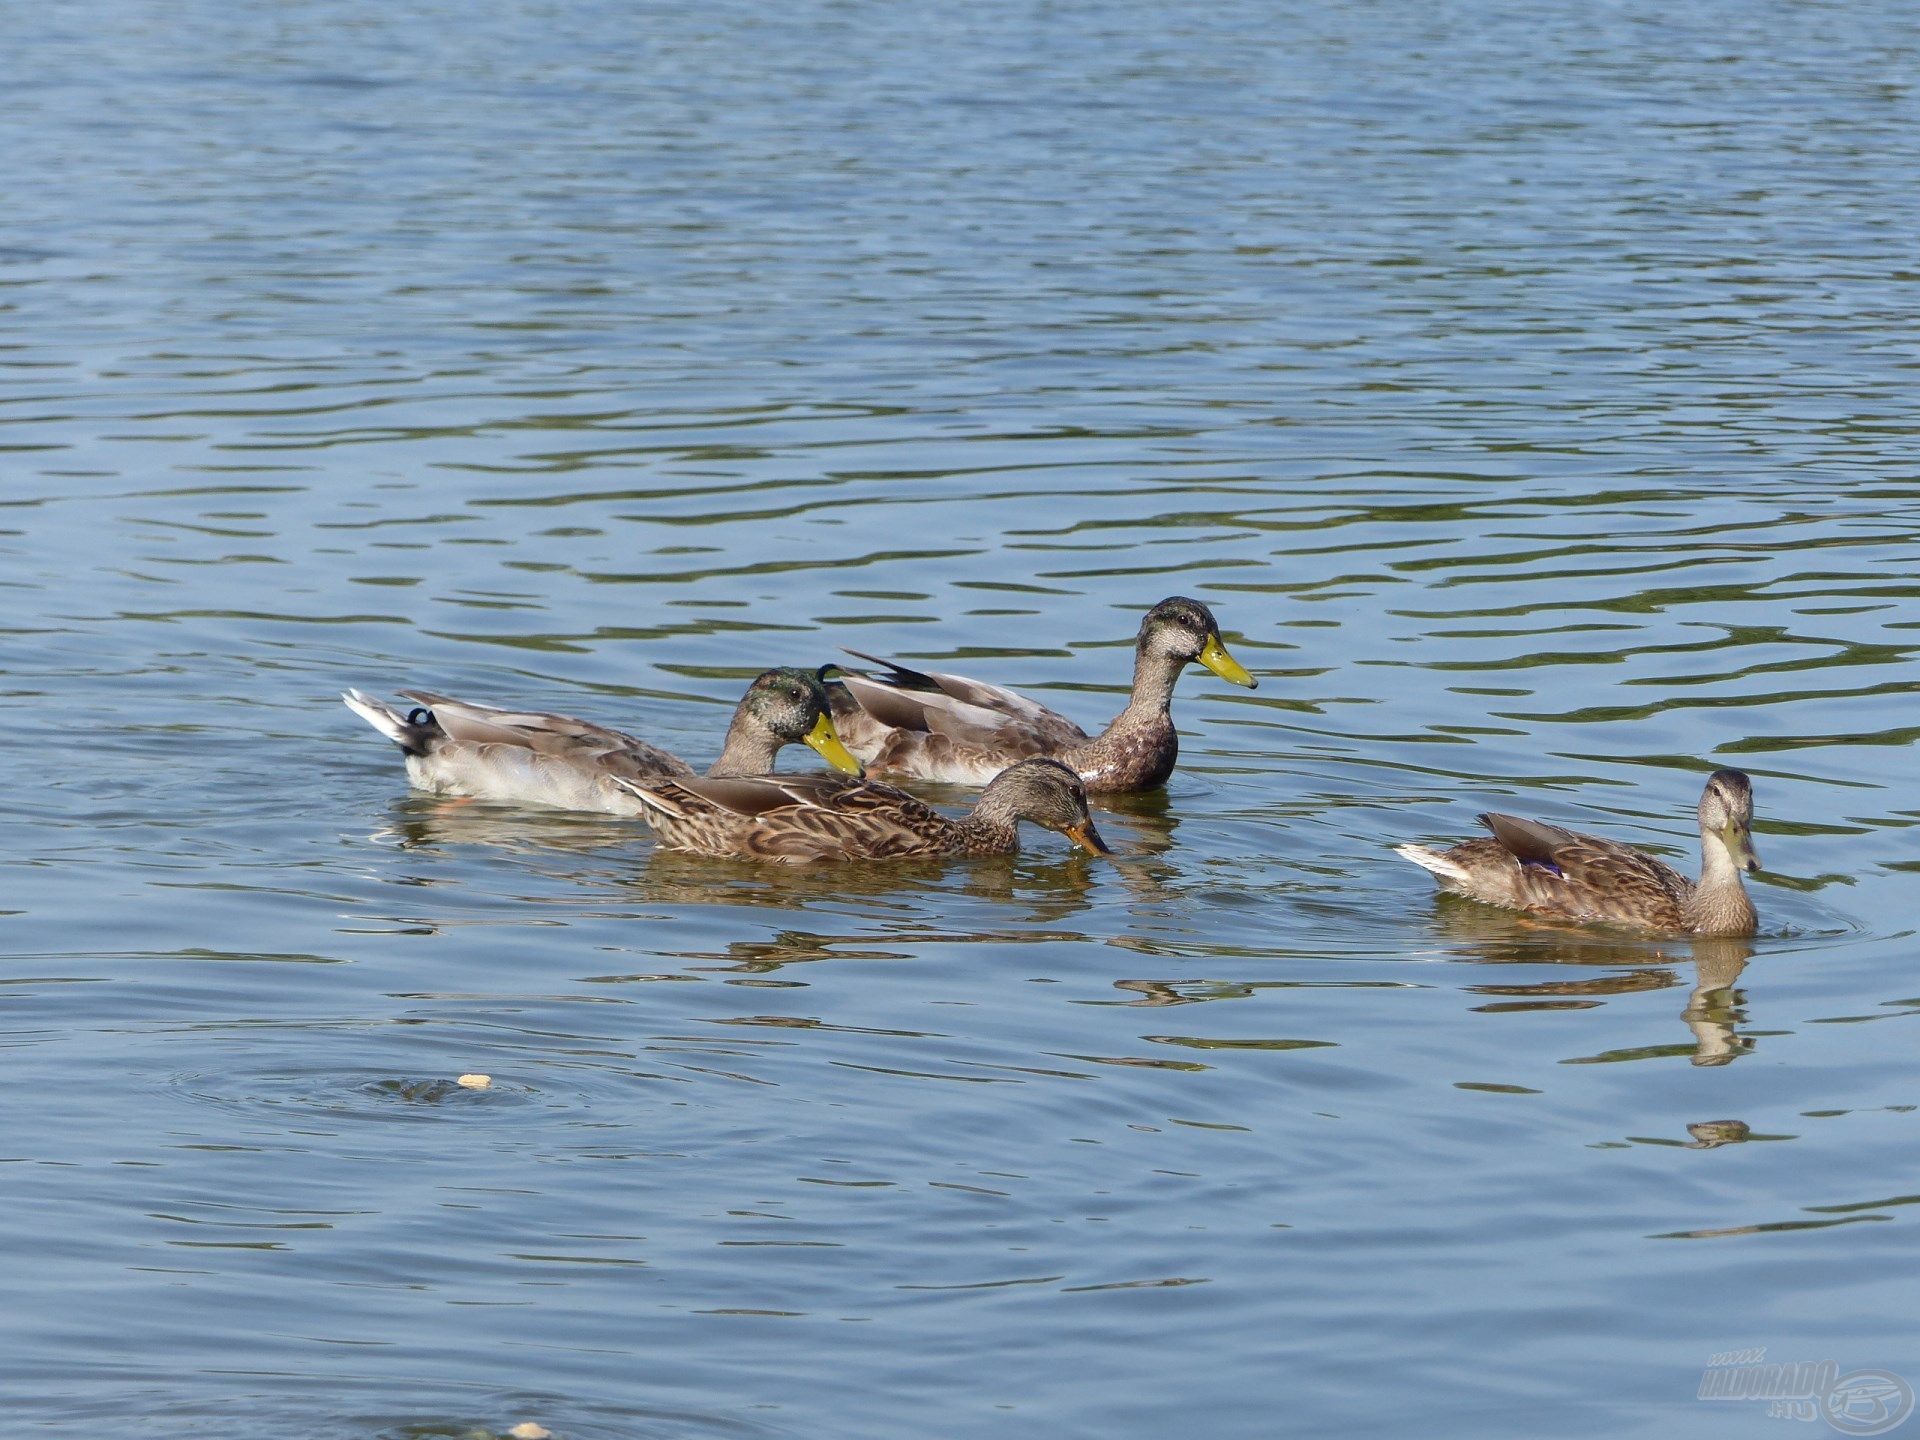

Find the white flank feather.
[{"left": 1393, "top": 843, "right": 1472, "bottom": 886}]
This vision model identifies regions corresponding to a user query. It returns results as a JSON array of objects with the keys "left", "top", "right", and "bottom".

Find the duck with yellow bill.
[
  {"left": 343, "top": 666, "right": 862, "bottom": 815},
  {"left": 823, "top": 596, "right": 1257, "bottom": 793}
]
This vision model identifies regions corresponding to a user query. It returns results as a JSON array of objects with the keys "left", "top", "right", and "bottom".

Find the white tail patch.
[
  {"left": 1393, "top": 843, "right": 1471, "bottom": 886},
  {"left": 342, "top": 688, "right": 414, "bottom": 746}
]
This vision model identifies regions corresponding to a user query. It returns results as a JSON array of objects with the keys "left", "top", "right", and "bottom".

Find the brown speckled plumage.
[
  {"left": 1394, "top": 770, "right": 1762, "bottom": 937},
  {"left": 826, "top": 596, "right": 1256, "bottom": 793},
  {"left": 611, "top": 757, "right": 1111, "bottom": 864}
]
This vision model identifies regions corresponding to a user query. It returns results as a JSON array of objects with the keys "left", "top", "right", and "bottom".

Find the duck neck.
[
  {"left": 1687, "top": 833, "right": 1756, "bottom": 937},
  {"left": 954, "top": 788, "right": 1021, "bottom": 854},
  {"left": 708, "top": 714, "right": 779, "bottom": 778},
  {"left": 1110, "top": 645, "right": 1185, "bottom": 730},
  {"left": 1065, "top": 645, "right": 1182, "bottom": 791}
]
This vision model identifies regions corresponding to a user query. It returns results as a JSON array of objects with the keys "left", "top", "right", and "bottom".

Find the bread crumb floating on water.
[
  {"left": 507, "top": 1424, "right": 551, "bottom": 1439},
  {"left": 457, "top": 1073, "right": 492, "bottom": 1090}
]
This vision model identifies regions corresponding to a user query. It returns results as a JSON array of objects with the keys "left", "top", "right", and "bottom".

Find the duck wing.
[
  {"left": 1480, "top": 811, "right": 1694, "bottom": 928},
  {"left": 664, "top": 772, "right": 874, "bottom": 816},
  {"left": 399, "top": 689, "right": 693, "bottom": 782},
  {"left": 612, "top": 772, "right": 952, "bottom": 862},
  {"left": 841, "top": 651, "right": 1080, "bottom": 731},
  {"left": 828, "top": 654, "right": 1091, "bottom": 784},
  {"left": 838, "top": 652, "right": 1088, "bottom": 747}
]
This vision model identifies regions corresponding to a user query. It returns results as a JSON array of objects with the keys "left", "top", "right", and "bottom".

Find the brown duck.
[
  {"left": 1394, "top": 770, "right": 1762, "bottom": 937},
  {"left": 825, "top": 596, "right": 1256, "bottom": 793},
  {"left": 610, "top": 756, "right": 1112, "bottom": 864}
]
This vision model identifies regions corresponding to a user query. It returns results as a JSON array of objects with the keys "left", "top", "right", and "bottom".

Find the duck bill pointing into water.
[
  {"left": 610, "top": 756, "right": 1113, "bottom": 864},
  {"left": 1063, "top": 815, "right": 1112, "bottom": 856}
]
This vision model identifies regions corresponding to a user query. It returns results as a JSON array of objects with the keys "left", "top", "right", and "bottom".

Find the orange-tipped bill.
[{"left": 1065, "top": 818, "right": 1113, "bottom": 856}]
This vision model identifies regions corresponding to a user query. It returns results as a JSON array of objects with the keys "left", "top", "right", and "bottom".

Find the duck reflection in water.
[
  {"left": 1438, "top": 905, "right": 1756, "bottom": 1068},
  {"left": 376, "top": 799, "right": 1106, "bottom": 979},
  {"left": 1682, "top": 936, "right": 1754, "bottom": 1068},
  {"left": 621, "top": 851, "right": 1103, "bottom": 982},
  {"left": 1685, "top": 1120, "right": 1753, "bottom": 1148},
  {"left": 373, "top": 789, "right": 1110, "bottom": 920},
  {"left": 646, "top": 914, "right": 1111, "bottom": 980},
  {"left": 375, "top": 794, "right": 650, "bottom": 856}
]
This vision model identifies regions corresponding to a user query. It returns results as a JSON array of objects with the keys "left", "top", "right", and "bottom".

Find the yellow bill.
[
  {"left": 1722, "top": 821, "right": 1760, "bottom": 874},
  {"left": 804, "top": 713, "right": 864, "bottom": 775},
  {"left": 1065, "top": 818, "right": 1113, "bottom": 856},
  {"left": 1197, "top": 632, "right": 1257, "bottom": 689}
]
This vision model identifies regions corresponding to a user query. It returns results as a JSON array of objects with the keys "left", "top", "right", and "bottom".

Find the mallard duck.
[
  {"left": 342, "top": 667, "right": 862, "bottom": 814},
  {"left": 1394, "top": 770, "right": 1762, "bottom": 937},
  {"left": 608, "top": 756, "right": 1112, "bottom": 864},
  {"left": 824, "top": 596, "right": 1256, "bottom": 792}
]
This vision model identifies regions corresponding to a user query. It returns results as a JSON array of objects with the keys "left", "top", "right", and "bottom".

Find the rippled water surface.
[{"left": 5, "top": 2, "right": 1920, "bottom": 1435}]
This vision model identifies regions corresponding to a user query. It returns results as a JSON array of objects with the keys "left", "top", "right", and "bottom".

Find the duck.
[
  {"left": 823, "top": 596, "right": 1256, "bottom": 792},
  {"left": 608, "top": 756, "right": 1112, "bottom": 864},
  {"left": 1393, "top": 769, "right": 1762, "bottom": 937},
  {"left": 342, "top": 666, "right": 862, "bottom": 814}
]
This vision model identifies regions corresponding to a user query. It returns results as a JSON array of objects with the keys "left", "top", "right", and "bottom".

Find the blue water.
[{"left": 4, "top": 2, "right": 1919, "bottom": 1435}]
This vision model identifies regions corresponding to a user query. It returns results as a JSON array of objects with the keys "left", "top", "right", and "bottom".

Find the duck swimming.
[
  {"left": 825, "top": 596, "right": 1256, "bottom": 793},
  {"left": 343, "top": 666, "right": 861, "bottom": 814},
  {"left": 1394, "top": 769, "right": 1762, "bottom": 937},
  {"left": 611, "top": 756, "right": 1112, "bottom": 864}
]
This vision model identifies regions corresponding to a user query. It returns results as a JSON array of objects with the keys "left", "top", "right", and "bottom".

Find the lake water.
[{"left": 4, "top": 2, "right": 1919, "bottom": 1435}]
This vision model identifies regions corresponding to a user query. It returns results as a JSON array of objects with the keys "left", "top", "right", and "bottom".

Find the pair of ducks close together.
[{"left": 345, "top": 596, "right": 1764, "bottom": 938}]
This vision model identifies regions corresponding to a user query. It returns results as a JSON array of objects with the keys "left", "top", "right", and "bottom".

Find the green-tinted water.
[{"left": 4, "top": 3, "right": 1918, "bottom": 1435}]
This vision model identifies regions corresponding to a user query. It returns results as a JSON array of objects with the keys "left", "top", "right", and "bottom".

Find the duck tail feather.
[
  {"left": 1393, "top": 842, "right": 1472, "bottom": 886},
  {"left": 343, "top": 688, "right": 442, "bottom": 757}
]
